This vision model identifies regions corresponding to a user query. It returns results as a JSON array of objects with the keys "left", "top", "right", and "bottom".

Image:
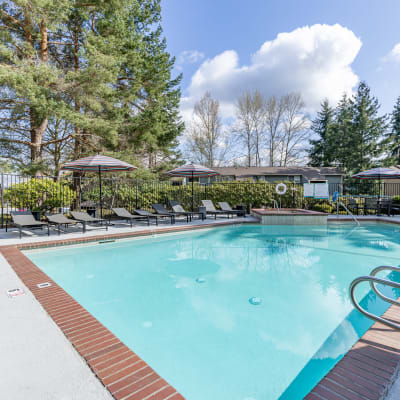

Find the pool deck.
[{"left": 2, "top": 214, "right": 400, "bottom": 399}]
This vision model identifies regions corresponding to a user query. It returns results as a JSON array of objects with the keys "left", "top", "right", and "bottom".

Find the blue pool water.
[{"left": 25, "top": 224, "right": 400, "bottom": 400}]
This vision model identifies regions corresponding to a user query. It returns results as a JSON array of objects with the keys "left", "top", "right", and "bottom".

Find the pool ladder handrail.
[
  {"left": 337, "top": 201, "right": 360, "bottom": 226},
  {"left": 349, "top": 265, "right": 400, "bottom": 330},
  {"left": 272, "top": 200, "right": 279, "bottom": 209}
]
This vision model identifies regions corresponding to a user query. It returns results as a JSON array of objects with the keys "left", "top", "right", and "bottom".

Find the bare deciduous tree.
[
  {"left": 234, "top": 90, "right": 266, "bottom": 166},
  {"left": 265, "top": 96, "right": 285, "bottom": 166},
  {"left": 279, "top": 93, "right": 309, "bottom": 166},
  {"left": 185, "top": 92, "right": 228, "bottom": 167}
]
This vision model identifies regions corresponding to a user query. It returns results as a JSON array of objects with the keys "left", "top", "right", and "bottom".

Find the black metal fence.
[{"left": 1, "top": 173, "right": 400, "bottom": 228}]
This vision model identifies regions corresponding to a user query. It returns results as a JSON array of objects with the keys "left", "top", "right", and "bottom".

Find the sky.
[{"left": 161, "top": 0, "right": 400, "bottom": 123}]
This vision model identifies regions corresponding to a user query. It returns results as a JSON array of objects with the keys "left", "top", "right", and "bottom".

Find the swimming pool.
[{"left": 25, "top": 224, "right": 400, "bottom": 399}]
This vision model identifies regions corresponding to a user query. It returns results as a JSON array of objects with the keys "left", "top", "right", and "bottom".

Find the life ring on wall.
[{"left": 275, "top": 183, "right": 287, "bottom": 195}]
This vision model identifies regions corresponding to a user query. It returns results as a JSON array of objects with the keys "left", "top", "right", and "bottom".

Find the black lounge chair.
[
  {"left": 377, "top": 199, "right": 395, "bottom": 216},
  {"left": 201, "top": 200, "right": 230, "bottom": 219},
  {"left": 347, "top": 198, "right": 361, "bottom": 215},
  {"left": 6, "top": 211, "right": 50, "bottom": 239},
  {"left": 152, "top": 203, "right": 187, "bottom": 223},
  {"left": 169, "top": 201, "right": 205, "bottom": 221},
  {"left": 364, "top": 198, "right": 379, "bottom": 215},
  {"left": 218, "top": 202, "right": 246, "bottom": 217},
  {"left": 133, "top": 209, "right": 175, "bottom": 225},
  {"left": 112, "top": 208, "right": 150, "bottom": 227},
  {"left": 45, "top": 213, "right": 84, "bottom": 235},
  {"left": 70, "top": 211, "right": 108, "bottom": 233}
]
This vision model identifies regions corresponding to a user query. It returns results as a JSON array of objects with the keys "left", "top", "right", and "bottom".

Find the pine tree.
[
  {"left": 0, "top": 0, "right": 74, "bottom": 170},
  {"left": 332, "top": 94, "right": 354, "bottom": 170},
  {"left": 308, "top": 99, "right": 335, "bottom": 166},
  {"left": 388, "top": 96, "right": 400, "bottom": 164},
  {"left": 0, "top": 0, "right": 183, "bottom": 173},
  {"left": 348, "top": 82, "right": 387, "bottom": 172}
]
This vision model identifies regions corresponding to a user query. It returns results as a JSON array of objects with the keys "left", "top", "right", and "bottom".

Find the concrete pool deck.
[
  {"left": 0, "top": 251, "right": 113, "bottom": 400},
  {"left": 2, "top": 214, "right": 400, "bottom": 399}
]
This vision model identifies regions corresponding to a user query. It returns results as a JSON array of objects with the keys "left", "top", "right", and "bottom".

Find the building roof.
[{"left": 213, "top": 166, "right": 344, "bottom": 181}]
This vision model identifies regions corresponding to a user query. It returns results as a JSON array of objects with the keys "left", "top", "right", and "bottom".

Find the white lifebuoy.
[{"left": 276, "top": 183, "right": 287, "bottom": 195}]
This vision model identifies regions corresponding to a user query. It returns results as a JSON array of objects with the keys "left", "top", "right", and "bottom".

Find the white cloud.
[
  {"left": 176, "top": 50, "right": 205, "bottom": 70},
  {"left": 181, "top": 24, "right": 362, "bottom": 121},
  {"left": 383, "top": 43, "right": 400, "bottom": 64}
]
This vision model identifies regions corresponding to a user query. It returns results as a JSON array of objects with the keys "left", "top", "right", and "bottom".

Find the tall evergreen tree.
[
  {"left": 387, "top": 96, "right": 400, "bottom": 164},
  {"left": 0, "top": 0, "right": 74, "bottom": 171},
  {"left": 348, "top": 81, "right": 387, "bottom": 172},
  {"left": 308, "top": 99, "right": 335, "bottom": 166},
  {"left": 332, "top": 94, "right": 354, "bottom": 170},
  {"left": 0, "top": 0, "right": 183, "bottom": 174}
]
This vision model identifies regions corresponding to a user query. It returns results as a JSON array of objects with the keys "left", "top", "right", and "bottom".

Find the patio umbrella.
[
  {"left": 166, "top": 163, "right": 219, "bottom": 210},
  {"left": 352, "top": 167, "right": 400, "bottom": 199},
  {"left": 62, "top": 154, "right": 136, "bottom": 218}
]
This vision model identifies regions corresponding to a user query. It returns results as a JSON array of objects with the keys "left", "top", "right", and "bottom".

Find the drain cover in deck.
[{"left": 37, "top": 282, "right": 52, "bottom": 288}]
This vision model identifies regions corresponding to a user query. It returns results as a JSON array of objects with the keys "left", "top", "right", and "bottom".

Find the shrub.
[{"left": 5, "top": 178, "right": 76, "bottom": 211}]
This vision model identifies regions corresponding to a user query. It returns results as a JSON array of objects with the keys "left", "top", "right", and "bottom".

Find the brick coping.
[{"left": 2, "top": 219, "right": 400, "bottom": 399}]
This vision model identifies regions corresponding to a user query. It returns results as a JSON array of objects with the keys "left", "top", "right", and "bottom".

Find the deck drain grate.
[{"left": 37, "top": 282, "right": 52, "bottom": 289}]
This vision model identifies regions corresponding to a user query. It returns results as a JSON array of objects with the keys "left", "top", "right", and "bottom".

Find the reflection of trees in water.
[{"left": 169, "top": 225, "right": 400, "bottom": 304}]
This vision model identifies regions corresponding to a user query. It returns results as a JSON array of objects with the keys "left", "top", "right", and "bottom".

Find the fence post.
[
  {"left": 78, "top": 176, "right": 82, "bottom": 211},
  {"left": 1, "top": 173, "right": 3, "bottom": 229},
  {"left": 135, "top": 179, "right": 138, "bottom": 209}
]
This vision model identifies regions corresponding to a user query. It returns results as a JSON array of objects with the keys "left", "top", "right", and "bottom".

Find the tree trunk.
[{"left": 29, "top": 18, "right": 48, "bottom": 169}]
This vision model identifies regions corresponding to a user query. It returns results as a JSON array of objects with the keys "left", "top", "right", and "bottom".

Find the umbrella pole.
[
  {"left": 192, "top": 172, "right": 194, "bottom": 212},
  {"left": 99, "top": 166, "right": 102, "bottom": 219}
]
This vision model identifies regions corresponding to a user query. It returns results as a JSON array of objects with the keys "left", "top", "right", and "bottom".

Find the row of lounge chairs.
[{"left": 5, "top": 200, "right": 246, "bottom": 238}]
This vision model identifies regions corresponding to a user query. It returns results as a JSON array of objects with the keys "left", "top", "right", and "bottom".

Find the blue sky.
[{"left": 162, "top": 0, "right": 400, "bottom": 118}]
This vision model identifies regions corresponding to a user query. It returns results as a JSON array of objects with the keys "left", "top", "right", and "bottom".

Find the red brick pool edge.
[
  {"left": 0, "top": 245, "right": 184, "bottom": 400},
  {"left": 2, "top": 220, "right": 400, "bottom": 400}
]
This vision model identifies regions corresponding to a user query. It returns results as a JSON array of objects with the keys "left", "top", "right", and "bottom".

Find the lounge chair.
[
  {"left": 45, "top": 213, "right": 84, "bottom": 235},
  {"left": 6, "top": 211, "right": 50, "bottom": 239},
  {"left": 364, "top": 198, "right": 379, "bottom": 215},
  {"left": 133, "top": 209, "right": 175, "bottom": 225},
  {"left": 218, "top": 202, "right": 246, "bottom": 217},
  {"left": 377, "top": 199, "right": 394, "bottom": 216},
  {"left": 201, "top": 200, "right": 230, "bottom": 219},
  {"left": 347, "top": 198, "right": 361, "bottom": 215},
  {"left": 152, "top": 203, "right": 188, "bottom": 223},
  {"left": 169, "top": 201, "right": 205, "bottom": 221},
  {"left": 112, "top": 208, "right": 150, "bottom": 227},
  {"left": 70, "top": 211, "right": 108, "bottom": 232}
]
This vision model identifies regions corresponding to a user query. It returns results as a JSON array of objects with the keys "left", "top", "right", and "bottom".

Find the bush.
[
  {"left": 393, "top": 195, "right": 400, "bottom": 204},
  {"left": 5, "top": 178, "right": 76, "bottom": 211},
  {"left": 81, "top": 179, "right": 307, "bottom": 211}
]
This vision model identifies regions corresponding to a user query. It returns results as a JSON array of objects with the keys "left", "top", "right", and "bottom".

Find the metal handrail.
[
  {"left": 272, "top": 200, "right": 279, "bottom": 209},
  {"left": 338, "top": 201, "right": 360, "bottom": 226},
  {"left": 349, "top": 270, "right": 400, "bottom": 330},
  {"left": 369, "top": 266, "right": 400, "bottom": 306}
]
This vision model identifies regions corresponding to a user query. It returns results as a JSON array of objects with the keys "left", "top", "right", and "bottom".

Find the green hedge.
[
  {"left": 4, "top": 177, "right": 337, "bottom": 214},
  {"left": 5, "top": 178, "right": 76, "bottom": 211},
  {"left": 81, "top": 180, "right": 335, "bottom": 212}
]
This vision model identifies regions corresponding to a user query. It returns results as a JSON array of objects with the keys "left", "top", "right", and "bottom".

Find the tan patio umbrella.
[
  {"left": 165, "top": 163, "right": 219, "bottom": 211},
  {"left": 62, "top": 154, "right": 136, "bottom": 218}
]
